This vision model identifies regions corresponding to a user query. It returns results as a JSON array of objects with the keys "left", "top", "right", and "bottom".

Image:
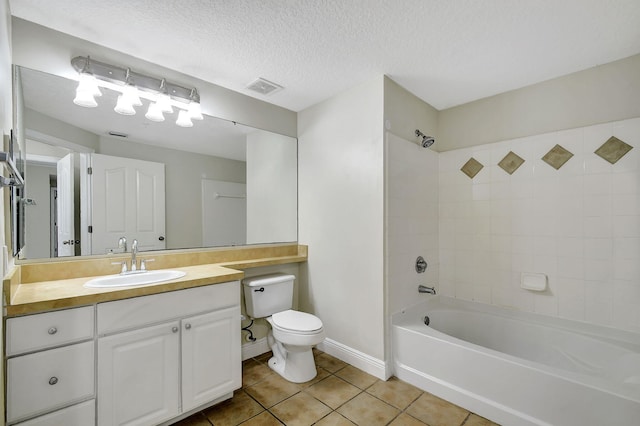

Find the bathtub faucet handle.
[{"left": 418, "top": 285, "right": 436, "bottom": 295}]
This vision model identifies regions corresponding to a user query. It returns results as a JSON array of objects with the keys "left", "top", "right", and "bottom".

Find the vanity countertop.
[{"left": 4, "top": 244, "right": 307, "bottom": 317}]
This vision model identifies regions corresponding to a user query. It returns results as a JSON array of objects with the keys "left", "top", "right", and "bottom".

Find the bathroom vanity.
[
  {"left": 3, "top": 244, "right": 307, "bottom": 426},
  {"left": 6, "top": 282, "right": 240, "bottom": 426}
]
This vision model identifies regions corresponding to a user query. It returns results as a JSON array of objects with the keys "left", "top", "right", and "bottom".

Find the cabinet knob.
[
  {"left": 185, "top": 323, "right": 191, "bottom": 330},
  {"left": 172, "top": 326, "right": 179, "bottom": 333},
  {"left": 48, "top": 327, "right": 58, "bottom": 335},
  {"left": 49, "top": 377, "right": 58, "bottom": 385}
]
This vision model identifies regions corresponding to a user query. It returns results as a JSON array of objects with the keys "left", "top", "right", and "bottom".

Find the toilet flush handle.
[{"left": 254, "top": 287, "right": 265, "bottom": 292}]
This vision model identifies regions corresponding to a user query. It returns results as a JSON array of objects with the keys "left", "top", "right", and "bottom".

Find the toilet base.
[{"left": 267, "top": 334, "right": 318, "bottom": 383}]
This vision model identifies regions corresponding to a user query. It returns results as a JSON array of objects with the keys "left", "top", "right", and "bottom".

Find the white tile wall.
[
  {"left": 438, "top": 117, "right": 640, "bottom": 332},
  {"left": 386, "top": 133, "right": 439, "bottom": 315}
]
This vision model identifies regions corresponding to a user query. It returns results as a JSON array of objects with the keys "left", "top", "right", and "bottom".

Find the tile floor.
[{"left": 174, "top": 349, "right": 499, "bottom": 426}]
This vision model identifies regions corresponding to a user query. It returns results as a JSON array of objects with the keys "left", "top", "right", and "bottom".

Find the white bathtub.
[{"left": 392, "top": 296, "right": 640, "bottom": 426}]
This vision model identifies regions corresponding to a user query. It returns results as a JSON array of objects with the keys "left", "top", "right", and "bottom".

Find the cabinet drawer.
[
  {"left": 6, "top": 306, "right": 94, "bottom": 356},
  {"left": 13, "top": 400, "right": 95, "bottom": 426},
  {"left": 98, "top": 281, "right": 239, "bottom": 335},
  {"left": 7, "top": 341, "right": 95, "bottom": 423}
]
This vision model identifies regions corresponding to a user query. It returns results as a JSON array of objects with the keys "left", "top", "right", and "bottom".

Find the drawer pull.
[
  {"left": 172, "top": 326, "right": 179, "bottom": 333},
  {"left": 48, "top": 327, "right": 58, "bottom": 335},
  {"left": 185, "top": 323, "right": 192, "bottom": 330},
  {"left": 49, "top": 377, "right": 58, "bottom": 385}
]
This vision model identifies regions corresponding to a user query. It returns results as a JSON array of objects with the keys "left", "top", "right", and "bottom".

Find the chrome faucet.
[
  {"left": 131, "top": 239, "right": 138, "bottom": 271},
  {"left": 418, "top": 285, "right": 436, "bottom": 295},
  {"left": 118, "top": 236, "right": 127, "bottom": 253}
]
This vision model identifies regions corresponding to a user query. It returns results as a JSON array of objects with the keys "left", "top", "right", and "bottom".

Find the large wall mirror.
[{"left": 13, "top": 66, "right": 297, "bottom": 261}]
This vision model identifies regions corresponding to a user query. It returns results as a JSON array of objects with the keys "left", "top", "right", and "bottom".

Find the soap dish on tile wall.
[{"left": 521, "top": 272, "right": 547, "bottom": 292}]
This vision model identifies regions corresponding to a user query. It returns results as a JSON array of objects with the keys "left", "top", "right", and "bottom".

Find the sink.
[{"left": 83, "top": 270, "right": 187, "bottom": 288}]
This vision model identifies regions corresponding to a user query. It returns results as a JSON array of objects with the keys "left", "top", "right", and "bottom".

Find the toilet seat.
[{"left": 271, "top": 310, "right": 323, "bottom": 335}]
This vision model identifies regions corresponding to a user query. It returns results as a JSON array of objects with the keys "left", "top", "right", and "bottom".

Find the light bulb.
[
  {"left": 114, "top": 94, "right": 136, "bottom": 115},
  {"left": 73, "top": 72, "right": 101, "bottom": 107},
  {"left": 122, "top": 84, "right": 142, "bottom": 106},
  {"left": 187, "top": 101, "right": 204, "bottom": 120},
  {"left": 176, "top": 110, "right": 193, "bottom": 127},
  {"left": 73, "top": 90, "right": 98, "bottom": 107},
  {"left": 76, "top": 73, "right": 101, "bottom": 97},
  {"left": 155, "top": 93, "right": 173, "bottom": 113},
  {"left": 145, "top": 102, "right": 165, "bottom": 122}
]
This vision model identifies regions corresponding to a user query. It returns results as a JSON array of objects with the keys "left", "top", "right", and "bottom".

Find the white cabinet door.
[
  {"left": 91, "top": 154, "right": 166, "bottom": 254},
  {"left": 97, "top": 321, "right": 180, "bottom": 426},
  {"left": 181, "top": 306, "right": 241, "bottom": 412}
]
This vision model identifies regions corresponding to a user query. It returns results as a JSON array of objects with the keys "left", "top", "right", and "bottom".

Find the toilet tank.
[{"left": 242, "top": 273, "right": 295, "bottom": 318}]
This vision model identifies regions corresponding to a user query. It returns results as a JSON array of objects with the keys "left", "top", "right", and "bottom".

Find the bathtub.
[{"left": 392, "top": 296, "right": 640, "bottom": 426}]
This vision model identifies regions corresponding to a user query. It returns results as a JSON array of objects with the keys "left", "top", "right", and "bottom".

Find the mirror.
[{"left": 14, "top": 66, "right": 297, "bottom": 260}]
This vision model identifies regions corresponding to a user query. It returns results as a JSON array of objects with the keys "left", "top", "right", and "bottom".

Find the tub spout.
[{"left": 418, "top": 285, "right": 436, "bottom": 295}]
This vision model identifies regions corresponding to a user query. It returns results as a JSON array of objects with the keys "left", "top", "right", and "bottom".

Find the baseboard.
[
  {"left": 241, "top": 337, "right": 270, "bottom": 361},
  {"left": 317, "top": 338, "right": 390, "bottom": 380}
]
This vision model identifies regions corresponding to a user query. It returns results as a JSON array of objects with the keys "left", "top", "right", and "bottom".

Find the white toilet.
[{"left": 242, "top": 273, "right": 325, "bottom": 383}]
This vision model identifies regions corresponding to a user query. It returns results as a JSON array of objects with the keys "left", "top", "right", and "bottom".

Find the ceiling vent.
[
  {"left": 246, "top": 78, "right": 283, "bottom": 96},
  {"left": 107, "top": 131, "right": 128, "bottom": 138}
]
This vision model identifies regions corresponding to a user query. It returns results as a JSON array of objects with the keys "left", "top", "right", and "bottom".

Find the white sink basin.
[{"left": 84, "top": 270, "right": 187, "bottom": 288}]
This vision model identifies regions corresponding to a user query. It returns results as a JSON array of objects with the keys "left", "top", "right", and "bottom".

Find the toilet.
[{"left": 242, "top": 273, "right": 325, "bottom": 383}]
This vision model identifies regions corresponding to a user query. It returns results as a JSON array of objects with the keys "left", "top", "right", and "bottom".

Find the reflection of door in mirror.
[
  {"left": 56, "top": 153, "right": 75, "bottom": 256},
  {"left": 90, "top": 154, "right": 166, "bottom": 255}
]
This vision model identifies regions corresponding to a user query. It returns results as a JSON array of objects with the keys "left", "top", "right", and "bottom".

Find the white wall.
[
  {"left": 386, "top": 133, "right": 439, "bottom": 316},
  {"left": 439, "top": 117, "right": 640, "bottom": 331},
  {"left": 298, "top": 77, "right": 386, "bottom": 369},
  {"left": 438, "top": 54, "right": 640, "bottom": 151},
  {"left": 246, "top": 130, "right": 297, "bottom": 244}
]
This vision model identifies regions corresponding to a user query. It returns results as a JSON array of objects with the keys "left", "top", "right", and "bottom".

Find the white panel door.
[
  {"left": 202, "top": 179, "right": 246, "bottom": 247},
  {"left": 91, "top": 154, "right": 166, "bottom": 254},
  {"left": 56, "top": 153, "right": 75, "bottom": 257},
  {"left": 97, "top": 321, "right": 180, "bottom": 426},
  {"left": 181, "top": 306, "right": 241, "bottom": 412}
]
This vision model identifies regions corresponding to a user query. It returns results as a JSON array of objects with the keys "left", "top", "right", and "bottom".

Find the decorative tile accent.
[
  {"left": 498, "top": 151, "right": 525, "bottom": 175},
  {"left": 542, "top": 144, "right": 574, "bottom": 170},
  {"left": 594, "top": 136, "right": 633, "bottom": 164},
  {"left": 460, "top": 157, "right": 484, "bottom": 179}
]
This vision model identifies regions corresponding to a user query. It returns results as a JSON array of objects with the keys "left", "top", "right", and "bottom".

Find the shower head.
[{"left": 415, "top": 129, "right": 435, "bottom": 148}]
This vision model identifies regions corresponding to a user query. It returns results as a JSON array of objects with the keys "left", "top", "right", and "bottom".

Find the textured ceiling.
[{"left": 10, "top": 0, "right": 640, "bottom": 112}]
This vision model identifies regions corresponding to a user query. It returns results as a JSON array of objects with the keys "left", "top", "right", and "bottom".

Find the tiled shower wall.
[
  {"left": 439, "top": 117, "right": 640, "bottom": 331},
  {"left": 386, "top": 132, "right": 439, "bottom": 315}
]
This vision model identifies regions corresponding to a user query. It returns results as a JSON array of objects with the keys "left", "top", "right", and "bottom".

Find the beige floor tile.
[
  {"left": 337, "top": 392, "right": 400, "bottom": 426},
  {"left": 242, "top": 359, "right": 274, "bottom": 387},
  {"left": 334, "top": 365, "right": 378, "bottom": 390},
  {"left": 244, "top": 373, "right": 301, "bottom": 408},
  {"left": 388, "top": 412, "right": 429, "bottom": 426},
  {"left": 314, "top": 412, "right": 356, "bottom": 426},
  {"left": 239, "top": 411, "right": 283, "bottom": 425},
  {"left": 172, "top": 412, "right": 212, "bottom": 426},
  {"left": 366, "top": 377, "right": 423, "bottom": 409},
  {"left": 304, "top": 376, "right": 361, "bottom": 409},
  {"left": 314, "top": 352, "right": 348, "bottom": 373},
  {"left": 204, "top": 390, "right": 264, "bottom": 426},
  {"left": 270, "top": 392, "right": 332, "bottom": 426},
  {"left": 464, "top": 413, "right": 501, "bottom": 426},
  {"left": 406, "top": 392, "right": 469, "bottom": 426}
]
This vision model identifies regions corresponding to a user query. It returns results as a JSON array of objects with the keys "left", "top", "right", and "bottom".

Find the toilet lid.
[{"left": 272, "top": 310, "right": 323, "bottom": 332}]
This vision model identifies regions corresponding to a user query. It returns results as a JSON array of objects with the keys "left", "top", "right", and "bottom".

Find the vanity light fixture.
[
  {"left": 71, "top": 56, "right": 203, "bottom": 127},
  {"left": 73, "top": 57, "right": 102, "bottom": 107}
]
